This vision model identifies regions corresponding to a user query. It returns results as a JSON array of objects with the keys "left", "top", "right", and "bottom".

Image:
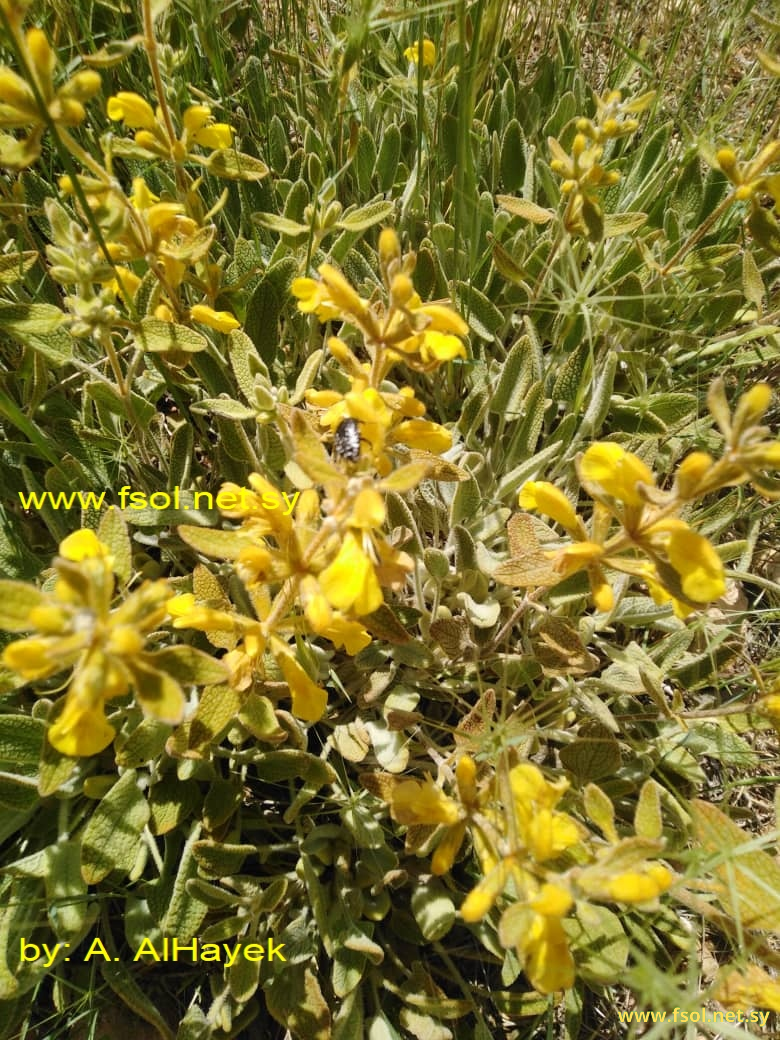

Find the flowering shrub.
[{"left": 0, "top": 0, "right": 779, "bottom": 1037}]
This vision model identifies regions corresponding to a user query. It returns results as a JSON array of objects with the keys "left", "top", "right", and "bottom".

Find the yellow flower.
[
  {"left": 0, "top": 530, "right": 191, "bottom": 756},
  {"left": 648, "top": 519, "right": 725, "bottom": 602},
  {"left": 190, "top": 303, "right": 241, "bottom": 332},
  {"left": 518, "top": 913, "right": 575, "bottom": 994},
  {"left": 530, "top": 882, "right": 573, "bottom": 918},
  {"left": 0, "top": 29, "right": 101, "bottom": 169},
  {"left": 272, "top": 639, "right": 328, "bottom": 722},
  {"left": 391, "top": 418, "right": 452, "bottom": 454},
  {"left": 676, "top": 451, "right": 714, "bottom": 498},
  {"left": 403, "top": 39, "right": 436, "bottom": 67},
  {"left": 390, "top": 777, "right": 460, "bottom": 826},
  {"left": 319, "top": 532, "right": 383, "bottom": 615},
  {"left": 510, "top": 763, "right": 580, "bottom": 861},
  {"left": 460, "top": 859, "right": 512, "bottom": 922},
  {"left": 182, "top": 104, "right": 233, "bottom": 150},
  {"left": 519, "top": 481, "right": 580, "bottom": 531},
  {"left": 107, "top": 91, "right": 157, "bottom": 130},
  {"left": 579, "top": 443, "right": 654, "bottom": 506},
  {"left": 602, "top": 863, "right": 673, "bottom": 903},
  {"left": 715, "top": 965, "right": 780, "bottom": 1013},
  {"left": 290, "top": 276, "right": 342, "bottom": 322}
]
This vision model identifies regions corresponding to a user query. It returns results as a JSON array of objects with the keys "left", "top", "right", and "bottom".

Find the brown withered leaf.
[
  {"left": 359, "top": 771, "right": 403, "bottom": 800},
  {"left": 559, "top": 721, "right": 622, "bottom": 780},
  {"left": 430, "top": 616, "right": 475, "bottom": 659},
  {"left": 534, "top": 616, "right": 599, "bottom": 677},
  {"left": 362, "top": 604, "right": 413, "bottom": 644},
  {"left": 455, "top": 688, "right": 496, "bottom": 745},
  {"left": 385, "top": 709, "right": 424, "bottom": 731},
  {"left": 495, "top": 513, "right": 559, "bottom": 587},
  {"left": 407, "top": 448, "right": 471, "bottom": 482},
  {"left": 508, "top": 512, "right": 538, "bottom": 557},
  {"left": 405, "top": 823, "right": 436, "bottom": 855}
]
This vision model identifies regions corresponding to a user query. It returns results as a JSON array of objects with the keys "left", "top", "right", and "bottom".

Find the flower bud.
[
  {"left": 63, "top": 69, "right": 102, "bottom": 100},
  {"left": 379, "top": 227, "right": 401, "bottom": 266},
  {"left": 26, "top": 28, "right": 55, "bottom": 86},
  {"left": 716, "top": 147, "right": 739, "bottom": 181},
  {"left": 676, "top": 451, "right": 713, "bottom": 498}
]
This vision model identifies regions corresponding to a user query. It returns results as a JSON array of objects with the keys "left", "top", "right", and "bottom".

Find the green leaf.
[
  {"left": 238, "top": 694, "right": 286, "bottom": 742},
  {"left": 455, "top": 281, "right": 503, "bottom": 340},
  {"left": 0, "top": 251, "right": 37, "bottom": 284},
  {"left": 178, "top": 524, "right": 253, "bottom": 559},
  {"left": 159, "top": 824, "right": 210, "bottom": 940},
  {"left": 551, "top": 340, "right": 589, "bottom": 403},
  {"left": 411, "top": 884, "right": 455, "bottom": 941},
  {"left": 253, "top": 750, "right": 336, "bottom": 789},
  {"left": 136, "top": 318, "right": 208, "bottom": 354},
  {"left": 101, "top": 959, "right": 175, "bottom": 1040},
  {"left": 559, "top": 722, "right": 621, "bottom": 780},
  {"left": 244, "top": 257, "right": 298, "bottom": 366},
  {"left": 742, "top": 248, "right": 765, "bottom": 308},
  {"left": 97, "top": 507, "right": 132, "bottom": 584},
  {"left": 374, "top": 124, "right": 401, "bottom": 191},
  {"left": 45, "top": 840, "right": 90, "bottom": 937},
  {"left": 81, "top": 770, "right": 150, "bottom": 884},
  {"left": 634, "top": 779, "right": 663, "bottom": 840},
  {"left": 489, "top": 335, "right": 533, "bottom": 417},
  {"left": 583, "top": 783, "right": 618, "bottom": 843},
  {"left": 691, "top": 800, "right": 780, "bottom": 931},
  {"left": 204, "top": 149, "right": 269, "bottom": 180},
  {"left": 148, "top": 775, "right": 200, "bottom": 835},
  {"left": 565, "top": 902, "right": 629, "bottom": 984},
  {"left": 500, "top": 120, "right": 526, "bottom": 192},
  {"left": 336, "top": 199, "right": 394, "bottom": 231},
  {"left": 252, "top": 212, "right": 310, "bottom": 237},
  {"left": 0, "top": 716, "right": 44, "bottom": 772},
  {"left": 0, "top": 581, "right": 44, "bottom": 631},
  {"left": 166, "top": 685, "right": 244, "bottom": 759},
  {"left": 489, "top": 235, "right": 528, "bottom": 287},
  {"left": 264, "top": 964, "right": 332, "bottom": 1040},
  {"left": 0, "top": 302, "right": 64, "bottom": 335},
  {"left": 353, "top": 125, "right": 376, "bottom": 194},
  {"left": 192, "top": 840, "right": 256, "bottom": 876},
  {"left": 114, "top": 718, "right": 171, "bottom": 769},
  {"left": 190, "top": 396, "right": 256, "bottom": 420},
  {"left": 144, "top": 646, "right": 228, "bottom": 686},
  {"left": 602, "top": 212, "right": 648, "bottom": 237},
  {"left": 496, "top": 195, "right": 554, "bottom": 223}
]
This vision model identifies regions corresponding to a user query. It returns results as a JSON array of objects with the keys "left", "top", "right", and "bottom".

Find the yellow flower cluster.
[
  {"left": 548, "top": 88, "right": 653, "bottom": 236},
  {"left": 58, "top": 173, "right": 238, "bottom": 335},
  {"left": 0, "top": 24, "right": 101, "bottom": 168},
  {"left": 386, "top": 757, "right": 673, "bottom": 995},
  {"left": 715, "top": 141, "right": 780, "bottom": 205},
  {"left": 0, "top": 531, "right": 184, "bottom": 756},
  {"left": 295, "top": 228, "right": 468, "bottom": 470},
  {"left": 170, "top": 229, "right": 468, "bottom": 721},
  {"left": 107, "top": 92, "right": 234, "bottom": 162},
  {"left": 517, "top": 381, "right": 780, "bottom": 616}
]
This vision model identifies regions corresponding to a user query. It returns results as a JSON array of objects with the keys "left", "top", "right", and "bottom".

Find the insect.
[{"left": 333, "top": 417, "right": 362, "bottom": 462}]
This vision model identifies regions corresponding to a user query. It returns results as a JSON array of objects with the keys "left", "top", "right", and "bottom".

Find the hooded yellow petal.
[
  {"left": 519, "top": 481, "right": 579, "bottom": 530},
  {"left": 319, "top": 533, "right": 383, "bottom": 615},
  {"left": 107, "top": 91, "right": 157, "bottom": 130},
  {"left": 580, "top": 443, "right": 653, "bottom": 505},
  {"left": 390, "top": 776, "right": 460, "bottom": 825},
  {"left": 274, "top": 647, "right": 327, "bottom": 722},
  {"left": 48, "top": 696, "right": 116, "bottom": 757}
]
